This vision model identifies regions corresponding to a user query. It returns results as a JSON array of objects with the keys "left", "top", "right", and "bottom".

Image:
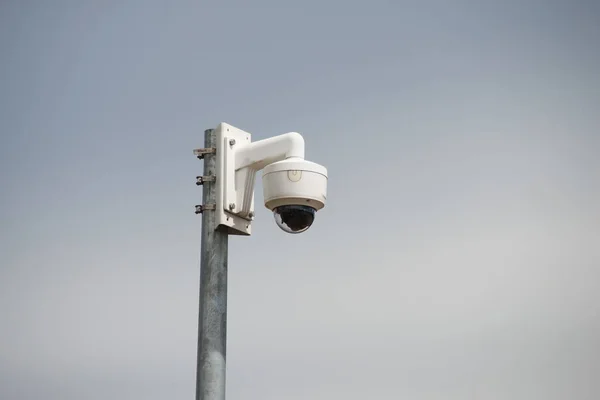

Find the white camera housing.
[
  {"left": 263, "top": 159, "right": 327, "bottom": 211},
  {"left": 213, "top": 123, "right": 328, "bottom": 236}
]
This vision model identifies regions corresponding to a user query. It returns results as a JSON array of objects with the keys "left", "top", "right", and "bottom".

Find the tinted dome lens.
[{"left": 273, "top": 205, "right": 316, "bottom": 233}]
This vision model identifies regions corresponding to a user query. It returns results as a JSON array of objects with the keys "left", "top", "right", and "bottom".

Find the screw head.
[
  {"left": 229, "top": 203, "right": 235, "bottom": 210},
  {"left": 248, "top": 211, "right": 255, "bottom": 219},
  {"left": 229, "top": 139, "right": 236, "bottom": 146}
]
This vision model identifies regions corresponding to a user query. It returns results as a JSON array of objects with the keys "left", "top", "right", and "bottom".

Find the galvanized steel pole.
[{"left": 196, "top": 128, "right": 229, "bottom": 400}]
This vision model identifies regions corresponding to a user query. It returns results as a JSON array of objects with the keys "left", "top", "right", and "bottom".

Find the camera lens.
[{"left": 273, "top": 205, "right": 316, "bottom": 234}]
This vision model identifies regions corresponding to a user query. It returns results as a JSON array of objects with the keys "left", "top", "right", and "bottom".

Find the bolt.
[
  {"left": 229, "top": 203, "right": 235, "bottom": 210},
  {"left": 248, "top": 211, "right": 255, "bottom": 219},
  {"left": 229, "top": 139, "right": 236, "bottom": 146}
]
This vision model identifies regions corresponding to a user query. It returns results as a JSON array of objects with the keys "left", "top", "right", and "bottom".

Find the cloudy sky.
[{"left": 1, "top": 0, "right": 599, "bottom": 399}]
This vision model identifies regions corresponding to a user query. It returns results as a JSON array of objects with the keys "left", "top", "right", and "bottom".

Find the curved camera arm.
[
  {"left": 230, "top": 132, "right": 306, "bottom": 219},
  {"left": 234, "top": 132, "right": 305, "bottom": 171}
]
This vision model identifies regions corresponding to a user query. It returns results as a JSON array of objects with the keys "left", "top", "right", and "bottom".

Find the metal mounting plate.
[
  {"left": 195, "top": 204, "right": 216, "bottom": 214},
  {"left": 214, "top": 123, "right": 253, "bottom": 236},
  {"left": 196, "top": 175, "right": 216, "bottom": 185},
  {"left": 193, "top": 147, "right": 216, "bottom": 159}
]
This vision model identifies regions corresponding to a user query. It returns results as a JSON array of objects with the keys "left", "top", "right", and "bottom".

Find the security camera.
[
  {"left": 263, "top": 158, "right": 327, "bottom": 233},
  {"left": 212, "top": 123, "right": 328, "bottom": 236}
]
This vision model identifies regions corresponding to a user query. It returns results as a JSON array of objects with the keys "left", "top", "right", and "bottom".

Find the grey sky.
[{"left": 1, "top": 0, "right": 599, "bottom": 399}]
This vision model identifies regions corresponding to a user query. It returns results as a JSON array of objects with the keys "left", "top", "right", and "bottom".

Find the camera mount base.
[{"left": 214, "top": 123, "right": 254, "bottom": 236}]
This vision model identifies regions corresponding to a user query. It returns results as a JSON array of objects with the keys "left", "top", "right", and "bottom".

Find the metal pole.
[{"left": 196, "top": 128, "right": 229, "bottom": 400}]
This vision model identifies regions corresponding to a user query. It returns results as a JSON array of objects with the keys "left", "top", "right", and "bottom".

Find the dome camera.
[
  {"left": 211, "top": 123, "right": 327, "bottom": 236},
  {"left": 273, "top": 205, "right": 315, "bottom": 234},
  {"left": 263, "top": 158, "right": 327, "bottom": 234}
]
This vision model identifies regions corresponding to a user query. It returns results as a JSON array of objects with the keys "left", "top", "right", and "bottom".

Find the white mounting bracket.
[
  {"left": 214, "top": 122, "right": 307, "bottom": 236},
  {"left": 214, "top": 123, "right": 254, "bottom": 236}
]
